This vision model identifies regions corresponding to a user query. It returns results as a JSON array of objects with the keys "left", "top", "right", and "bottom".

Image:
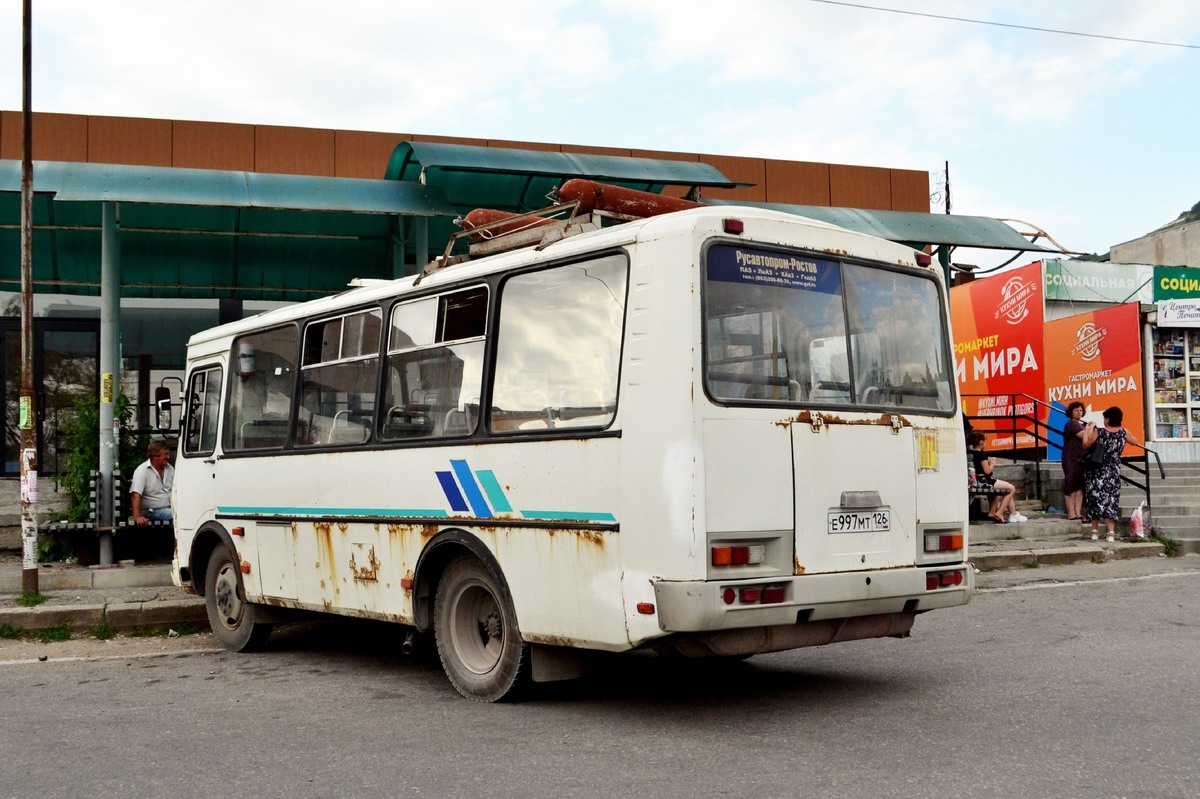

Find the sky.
[{"left": 3, "top": 0, "right": 1200, "bottom": 271}]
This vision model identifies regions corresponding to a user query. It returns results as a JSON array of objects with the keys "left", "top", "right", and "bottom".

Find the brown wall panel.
[
  {"left": 764, "top": 160, "right": 830, "bottom": 206},
  {"left": 409, "top": 133, "right": 486, "bottom": 146},
  {"left": 89, "top": 116, "right": 172, "bottom": 166},
  {"left": 561, "top": 143, "right": 632, "bottom": 157},
  {"left": 699, "top": 155, "right": 766, "bottom": 202},
  {"left": 890, "top": 168, "right": 931, "bottom": 212},
  {"left": 0, "top": 111, "right": 88, "bottom": 161},
  {"left": 255, "top": 125, "right": 335, "bottom": 176},
  {"left": 0, "top": 111, "right": 931, "bottom": 215},
  {"left": 830, "top": 164, "right": 891, "bottom": 210},
  {"left": 173, "top": 120, "right": 254, "bottom": 171},
  {"left": 487, "top": 139, "right": 561, "bottom": 152},
  {"left": 335, "top": 129, "right": 407, "bottom": 179}
]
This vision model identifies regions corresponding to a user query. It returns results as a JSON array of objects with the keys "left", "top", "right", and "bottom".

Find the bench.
[
  {"left": 968, "top": 480, "right": 1013, "bottom": 521},
  {"left": 38, "top": 470, "right": 174, "bottom": 564}
]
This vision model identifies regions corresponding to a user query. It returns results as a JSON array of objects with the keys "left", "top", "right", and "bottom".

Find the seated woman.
[{"left": 967, "top": 431, "right": 1027, "bottom": 524}]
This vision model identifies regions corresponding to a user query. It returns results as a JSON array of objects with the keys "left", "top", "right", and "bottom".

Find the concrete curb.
[
  {"left": 0, "top": 597, "right": 206, "bottom": 633},
  {"left": 972, "top": 541, "right": 1165, "bottom": 571},
  {"left": 0, "top": 564, "right": 172, "bottom": 593}
]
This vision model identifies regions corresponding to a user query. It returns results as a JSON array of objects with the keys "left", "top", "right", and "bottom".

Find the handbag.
[{"left": 1082, "top": 443, "right": 1105, "bottom": 470}]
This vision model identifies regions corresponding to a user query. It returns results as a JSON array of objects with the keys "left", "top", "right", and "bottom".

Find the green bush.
[{"left": 59, "top": 393, "right": 147, "bottom": 522}]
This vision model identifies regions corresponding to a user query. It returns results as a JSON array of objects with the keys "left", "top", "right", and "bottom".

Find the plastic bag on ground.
[{"left": 1129, "top": 501, "right": 1146, "bottom": 538}]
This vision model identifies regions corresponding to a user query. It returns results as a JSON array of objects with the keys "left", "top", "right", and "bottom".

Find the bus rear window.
[{"left": 703, "top": 244, "right": 953, "bottom": 413}]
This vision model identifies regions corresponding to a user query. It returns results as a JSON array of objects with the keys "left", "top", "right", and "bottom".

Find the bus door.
[
  {"left": 178, "top": 363, "right": 223, "bottom": 535},
  {"left": 791, "top": 416, "right": 918, "bottom": 575}
]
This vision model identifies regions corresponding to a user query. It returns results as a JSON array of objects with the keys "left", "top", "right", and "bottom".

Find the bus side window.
[
  {"left": 296, "top": 309, "right": 381, "bottom": 448},
  {"left": 224, "top": 325, "right": 298, "bottom": 451},
  {"left": 490, "top": 255, "right": 627, "bottom": 434},
  {"left": 381, "top": 288, "right": 487, "bottom": 441},
  {"left": 183, "top": 365, "right": 222, "bottom": 457}
]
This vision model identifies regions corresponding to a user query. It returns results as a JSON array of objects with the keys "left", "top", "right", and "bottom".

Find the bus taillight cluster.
[
  {"left": 923, "top": 533, "right": 963, "bottom": 552},
  {"left": 721, "top": 585, "right": 786, "bottom": 605},
  {"left": 711, "top": 545, "right": 766, "bottom": 567},
  {"left": 925, "top": 570, "right": 965, "bottom": 591}
]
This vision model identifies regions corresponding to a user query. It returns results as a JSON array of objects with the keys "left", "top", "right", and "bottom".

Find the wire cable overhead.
[{"left": 806, "top": 0, "right": 1200, "bottom": 50}]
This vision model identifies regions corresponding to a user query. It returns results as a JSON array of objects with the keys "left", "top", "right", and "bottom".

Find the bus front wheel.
[
  {"left": 204, "top": 546, "right": 272, "bottom": 652},
  {"left": 434, "top": 556, "right": 529, "bottom": 702}
]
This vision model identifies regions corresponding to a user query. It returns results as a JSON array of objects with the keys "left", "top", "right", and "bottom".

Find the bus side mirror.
[{"left": 155, "top": 386, "right": 172, "bottom": 431}]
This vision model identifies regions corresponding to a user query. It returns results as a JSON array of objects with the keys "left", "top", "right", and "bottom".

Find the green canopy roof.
[
  {"left": 707, "top": 199, "right": 1055, "bottom": 252},
  {"left": 386, "top": 140, "right": 737, "bottom": 212},
  {"left": 0, "top": 160, "right": 455, "bottom": 301},
  {"left": 385, "top": 141, "right": 741, "bottom": 256}
]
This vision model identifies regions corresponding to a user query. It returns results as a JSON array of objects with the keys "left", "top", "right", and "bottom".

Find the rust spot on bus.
[
  {"left": 777, "top": 411, "right": 913, "bottom": 429},
  {"left": 349, "top": 544, "right": 380, "bottom": 582},
  {"left": 524, "top": 634, "right": 580, "bottom": 648},
  {"left": 314, "top": 521, "right": 336, "bottom": 584},
  {"left": 795, "top": 558, "right": 807, "bottom": 575}
]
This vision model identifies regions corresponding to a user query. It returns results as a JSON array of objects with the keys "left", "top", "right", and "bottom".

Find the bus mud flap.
[{"left": 531, "top": 644, "right": 588, "bottom": 683}]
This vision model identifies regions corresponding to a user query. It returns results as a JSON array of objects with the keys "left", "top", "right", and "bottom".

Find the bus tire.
[
  {"left": 434, "top": 555, "right": 529, "bottom": 702},
  {"left": 205, "top": 546, "right": 272, "bottom": 652}
]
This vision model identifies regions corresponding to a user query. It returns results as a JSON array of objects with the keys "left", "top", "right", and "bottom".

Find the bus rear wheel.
[
  {"left": 205, "top": 546, "right": 272, "bottom": 652},
  {"left": 434, "top": 556, "right": 529, "bottom": 702}
]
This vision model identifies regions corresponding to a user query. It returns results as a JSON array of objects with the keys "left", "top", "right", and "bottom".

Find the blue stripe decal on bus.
[
  {"left": 436, "top": 471, "right": 469, "bottom": 513},
  {"left": 518, "top": 510, "right": 619, "bottom": 523},
  {"left": 475, "top": 470, "right": 513, "bottom": 514},
  {"left": 217, "top": 506, "right": 449, "bottom": 518},
  {"left": 451, "top": 459, "right": 494, "bottom": 519}
]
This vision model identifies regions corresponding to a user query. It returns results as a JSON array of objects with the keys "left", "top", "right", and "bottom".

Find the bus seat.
[{"left": 327, "top": 411, "right": 369, "bottom": 444}]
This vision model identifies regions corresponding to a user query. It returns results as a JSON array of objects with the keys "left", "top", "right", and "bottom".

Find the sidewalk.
[
  {"left": 0, "top": 553, "right": 206, "bottom": 634},
  {"left": 968, "top": 510, "right": 1168, "bottom": 570},
  {"left": 0, "top": 512, "right": 1172, "bottom": 635}
]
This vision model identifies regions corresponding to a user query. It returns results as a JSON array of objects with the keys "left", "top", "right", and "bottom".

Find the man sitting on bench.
[{"left": 131, "top": 439, "right": 174, "bottom": 526}]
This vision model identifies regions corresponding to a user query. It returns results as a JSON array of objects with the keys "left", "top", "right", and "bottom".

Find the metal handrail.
[{"left": 964, "top": 392, "right": 1164, "bottom": 512}]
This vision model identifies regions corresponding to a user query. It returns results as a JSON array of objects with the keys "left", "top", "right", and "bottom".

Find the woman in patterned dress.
[{"left": 1082, "top": 406, "right": 1143, "bottom": 541}]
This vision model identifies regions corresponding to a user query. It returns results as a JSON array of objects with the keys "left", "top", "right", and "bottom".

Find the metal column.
[{"left": 97, "top": 201, "right": 120, "bottom": 565}]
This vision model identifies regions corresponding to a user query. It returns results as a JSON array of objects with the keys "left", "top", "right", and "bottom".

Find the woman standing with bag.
[
  {"left": 1082, "top": 405, "right": 1143, "bottom": 541},
  {"left": 1060, "top": 401, "right": 1088, "bottom": 521}
]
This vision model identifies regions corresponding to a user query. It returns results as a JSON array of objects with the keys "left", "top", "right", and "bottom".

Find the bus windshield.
[{"left": 703, "top": 244, "right": 954, "bottom": 412}]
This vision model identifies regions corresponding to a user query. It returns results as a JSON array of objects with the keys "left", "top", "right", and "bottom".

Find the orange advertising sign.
[
  {"left": 1043, "top": 303, "right": 1144, "bottom": 452},
  {"left": 950, "top": 262, "right": 1046, "bottom": 449}
]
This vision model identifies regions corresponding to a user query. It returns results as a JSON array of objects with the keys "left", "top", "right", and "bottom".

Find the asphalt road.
[{"left": 3, "top": 557, "right": 1199, "bottom": 799}]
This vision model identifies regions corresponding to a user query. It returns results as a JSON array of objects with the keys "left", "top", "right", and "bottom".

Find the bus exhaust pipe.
[{"left": 402, "top": 630, "right": 417, "bottom": 656}]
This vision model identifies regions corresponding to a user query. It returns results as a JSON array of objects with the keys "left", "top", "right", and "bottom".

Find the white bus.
[{"left": 172, "top": 201, "right": 972, "bottom": 701}]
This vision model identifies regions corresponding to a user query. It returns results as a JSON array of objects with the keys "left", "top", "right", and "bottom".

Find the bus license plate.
[{"left": 827, "top": 510, "right": 891, "bottom": 534}]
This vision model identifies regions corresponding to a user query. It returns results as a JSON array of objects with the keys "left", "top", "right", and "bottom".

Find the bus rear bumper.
[{"left": 652, "top": 563, "right": 973, "bottom": 634}]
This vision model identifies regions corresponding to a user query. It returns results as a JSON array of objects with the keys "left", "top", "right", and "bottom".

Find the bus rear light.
[
  {"left": 726, "top": 584, "right": 786, "bottom": 605},
  {"left": 926, "top": 569, "right": 964, "bottom": 590},
  {"left": 723, "top": 218, "right": 745, "bottom": 235},
  {"left": 636, "top": 602, "right": 656, "bottom": 615},
  {"left": 761, "top": 585, "right": 786, "bottom": 604},
  {"left": 924, "top": 533, "right": 964, "bottom": 552},
  {"left": 711, "top": 545, "right": 766, "bottom": 567}
]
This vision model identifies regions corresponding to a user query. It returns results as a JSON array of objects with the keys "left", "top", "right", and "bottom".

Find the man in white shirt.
[{"left": 130, "top": 439, "right": 174, "bottom": 525}]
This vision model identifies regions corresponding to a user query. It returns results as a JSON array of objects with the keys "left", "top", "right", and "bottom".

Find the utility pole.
[
  {"left": 19, "top": 0, "right": 38, "bottom": 594},
  {"left": 944, "top": 160, "right": 951, "bottom": 214}
]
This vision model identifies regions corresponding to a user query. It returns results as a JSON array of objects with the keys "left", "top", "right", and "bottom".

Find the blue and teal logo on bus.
[{"left": 437, "top": 459, "right": 616, "bottom": 523}]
